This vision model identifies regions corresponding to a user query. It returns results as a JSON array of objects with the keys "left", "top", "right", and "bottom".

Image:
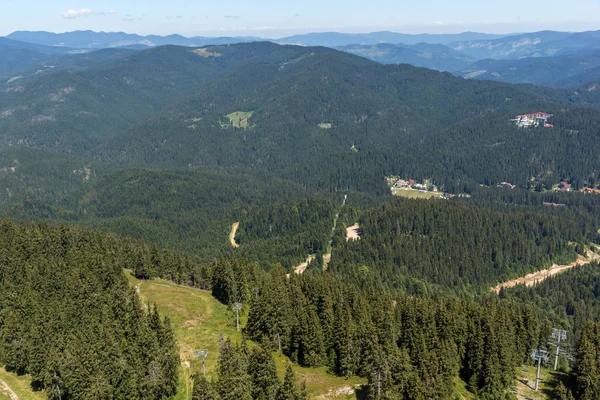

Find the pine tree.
[
  {"left": 276, "top": 364, "right": 299, "bottom": 400},
  {"left": 574, "top": 322, "right": 600, "bottom": 399},
  {"left": 192, "top": 373, "right": 217, "bottom": 400},
  {"left": 248, "top": 345, "right": 279, "bottom": 400},
  {"left": 216, "top": 338, "right": 252, "bottom": 400}
]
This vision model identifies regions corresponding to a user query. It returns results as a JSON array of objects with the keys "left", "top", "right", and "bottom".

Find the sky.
[{"left": 1, "top": 0, "right": 600, "bottom": 38}]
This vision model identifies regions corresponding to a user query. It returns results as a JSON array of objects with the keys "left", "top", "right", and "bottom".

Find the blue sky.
[{"left": 1, "top": 0, "right": 599, "bottom": 37}]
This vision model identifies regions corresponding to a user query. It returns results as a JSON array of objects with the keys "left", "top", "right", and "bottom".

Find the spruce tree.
[
  {"left": 276, "top": 364, "right": 299, "bottom": 400},
  {"left": 249, "top": 345, "right": 279, "bottom": 400},
  {"left": 192, "top": 373, "right": 217, "bottom": 400},
  {"left": 216, "top": 338, "right": 252, "bottom": 400}
]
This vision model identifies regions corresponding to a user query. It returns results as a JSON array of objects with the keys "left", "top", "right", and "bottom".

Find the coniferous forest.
[
  {"left": 1, "top": 37, "right": 600, "bottom": 400},
  {"left": 0, "top": 221, "right": 180, "bottom": 399}
]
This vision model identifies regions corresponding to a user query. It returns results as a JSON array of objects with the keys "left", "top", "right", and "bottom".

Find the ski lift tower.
[{"left": 530, "top": 349, "right": 549, "bottom": 391}]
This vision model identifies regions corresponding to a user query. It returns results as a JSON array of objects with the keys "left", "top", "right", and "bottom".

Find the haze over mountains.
[{"left": 4, "top": 28, "right": 600, "bottom": 88}]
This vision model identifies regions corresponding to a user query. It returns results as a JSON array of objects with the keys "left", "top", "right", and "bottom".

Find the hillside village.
[{"left": 512, "top": 111, "right": 553, "bottom": 128}]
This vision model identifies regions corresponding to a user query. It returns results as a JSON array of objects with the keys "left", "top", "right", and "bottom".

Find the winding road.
[{"left": 492, "top": 248, "right": 600, "bottom": 293}]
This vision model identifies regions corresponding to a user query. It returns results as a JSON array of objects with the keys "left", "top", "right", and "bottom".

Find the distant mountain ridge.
[
  {"left": 277, "top": 31, "right": 507, "bottom": 46},
  {"left": 7, "top": 30, "right": 264, "bottom": 49},
  {"left": 4, "top": 29, "right": 600, "bottom": 89},
  {"left": 5, "top": 30, "right": 508, "bottom": 49},
  {"left": 448, "top": 30, "right": 600, "bottom": 60}
]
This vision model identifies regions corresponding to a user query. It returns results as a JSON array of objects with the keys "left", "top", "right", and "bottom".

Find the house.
[
  {"left": 558, "top": 182, "right": 571, "bottom": 192},
  {"left": 498, "top": 182, "right": 516, "bottom": 189}
]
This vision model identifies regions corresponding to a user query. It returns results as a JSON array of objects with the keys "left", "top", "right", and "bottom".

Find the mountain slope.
[
  {"left": 0, "top": 48, "right": 135, "bottom": 83},
  {"left": 0, "top": 37, "right": 74, "bottom": 76},
  {"left": 449, "top": 30, "right": 574, "bottom": 59},
  {"left": 458, "top": 50, "right": 600, "bottom": 87},
  {"left": 278, "top": 31, "right": 507, "bottom": 46},
  {"left": 338, "top": 42, "right": 474, "bottom": 71},
  {"left": 449, "top": 30, "right": 600, "bottom": 60},
  {"left": 3, "top": 42, "right": 600, "bottom": 196},
  {"left": 99, "top": 43, "right": 563, "bottom": 186},
  {"left": 0, "top": 44, "right": 290, "bottom": 152}
]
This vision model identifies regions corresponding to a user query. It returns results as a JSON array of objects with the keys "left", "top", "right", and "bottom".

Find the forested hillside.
[
  {"left": 2, "top": 41, "right": 599, "bottom": 191},
  {"left": 329, "top": 199, "right": 581, "bottom": 292},
  {"left": 0, "top": 220, "right": 180, "bottom": 399}
]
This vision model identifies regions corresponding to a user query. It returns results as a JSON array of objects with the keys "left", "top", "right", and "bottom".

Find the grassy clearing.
[
  {"left": 6, "top": 76, "right": 23, "bottom": 84},
  {"left": 126, "top": 272, "right": 366, "bottom": 399},
  {"left": 0, "top": 367, "right": 45, "bottom": 400},
  {"left": 452, "top": 376, "right": 476, "bottom": 400},
  {"left": 515, "top": 365, "right": 571, "bottom": 400},
  {"left": 191, "top": 49, "right": 222, "bottom": 58},
  {"left": 225, "top": 111, "right": 253, "bottom": 129},
  {"left": 393, "top": 189, "right": 443, "bottom": 199}
]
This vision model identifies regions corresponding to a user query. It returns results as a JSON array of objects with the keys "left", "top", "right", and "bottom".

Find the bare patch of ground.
[
  {"left": 49, "top": 87, "right": 75, "bottom": 102},
  {"left": 224, "top": 111, "right": 253, "bottom": 129},
  {"left": 286, "top": 255, "right": 316, "bottom": 278},
  {"left": 315, "top": 384, "right": 360, "bottom": 399},
  {"left": 346, "top": 223, "right": 361, "bottom": 241},
  {"left": 191, "top": 48, "right": 223, "bottom": 58},
  {"left": 229, "top": 222, "right": 240, "bottom": 248},
  {"left": 492, "top": 248, "right": 600, "bottom": 294}
]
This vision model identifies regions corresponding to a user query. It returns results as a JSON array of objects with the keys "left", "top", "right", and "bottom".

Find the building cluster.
[
  {"left": 583, "top": 187, "right": 600, "bottom": 195},
  {"left": 386, "top": 176, "right": 439, "bottom": 193},
  {"left": 512, "top": 112, "right": 553, "bottom": 128}
]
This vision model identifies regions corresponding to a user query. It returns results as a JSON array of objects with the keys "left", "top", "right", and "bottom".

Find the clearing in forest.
[
  {"left": 224, "top": 111, "right": 253, "bottom": 129},
  {"left": 346, "top": 223, "right": 361, "bottom": 241},
  {"left": 125, "top": 272, "right": 365, "bottom": 399},
  {"left": 0, "top": 378, "right": 18, "bottom": 400},
  {"left": 6, "top": 76, "right": 23, "bottom": 84},
  {"left": 229, "top": 222, "right": 240, "bottom": 248},
  {"left": 394, "top": 189, "right": 443, "bottom": 199},
  {"left": 191, "top": 48, "right": 222, "bottom": 58},
  {"left": 0, "top": 367, "right": 44, "bottom": 400},
  {"left": 294, "top": 255, "right": 315, "bottom": 275},
  {"left": 492, "top": 248, "right": 600, "bottom": 294}
]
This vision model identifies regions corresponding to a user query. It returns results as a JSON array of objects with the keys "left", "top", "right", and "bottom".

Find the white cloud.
[
  {"left": 62, "top": 9, "right": 93, "bottom": 19},
  {"left": 62, "top": 8, "right": 117, "bottom": 19}
]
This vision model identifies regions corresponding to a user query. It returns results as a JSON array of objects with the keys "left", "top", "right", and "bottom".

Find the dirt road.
[
  {"left": 492, "top": 249, "right": 600, "bottom": 294},
  {"left": 0, "top": 377, "right": 18, "bottom": 400},
  {"left": 229, "top": 222, "right": 240, "bottom": 248}
]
